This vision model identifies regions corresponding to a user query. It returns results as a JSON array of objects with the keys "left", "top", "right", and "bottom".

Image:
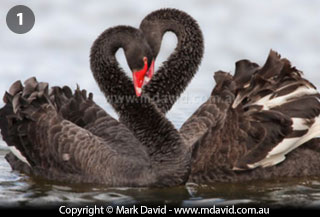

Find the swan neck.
[
  {"left": 140, "top": 9, "right": 204, "bottom": 113},
  {"left": 90, "top": 27, "right": 190, "bottom": 181},
  {"left": 90, "top": 28, "right": 137, "bottom": 108}
]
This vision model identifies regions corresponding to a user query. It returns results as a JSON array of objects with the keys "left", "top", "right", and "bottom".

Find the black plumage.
[
  {"left": 140, "top": 8, "right": 204, "bottom": 113},
  {"left": 186, "top": 51, "right": 320, "bottom": 183},
  {"left": 0, "top": 25, "right": 191, "bottom": 187},
  {"left": 2, "top": 8, "right": 320, "bottom": 186},
  {"left": 134, "top": 9, "right": 320, "bottom": 182}
]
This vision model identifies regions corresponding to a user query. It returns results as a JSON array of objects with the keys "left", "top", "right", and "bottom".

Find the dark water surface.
[{"left": 1, "top": 148, "right": 320, "bottom": 209}]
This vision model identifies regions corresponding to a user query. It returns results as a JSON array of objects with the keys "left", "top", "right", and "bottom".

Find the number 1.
[{"left": 17, "top": 13, "right": 23, "bottom": 25}]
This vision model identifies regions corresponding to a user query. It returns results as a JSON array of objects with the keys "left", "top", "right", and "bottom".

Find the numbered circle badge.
[{"left": 6, "top": 5, "right": 35, "bottom": 34}]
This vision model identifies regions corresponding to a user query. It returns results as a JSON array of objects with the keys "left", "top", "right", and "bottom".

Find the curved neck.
[
  {"left": 90, "top": 26, "right": 190, "bottom": 184},
  {"left": 140, "top": 9, "right": 204, "bottom": 113},
  {"left": 90, "top": 27, "right": 136, "bottom": 104}
]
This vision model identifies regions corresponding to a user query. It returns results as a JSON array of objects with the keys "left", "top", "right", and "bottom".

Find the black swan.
[
  {"left": 2, "top": 8, "right": 320, "bottom": 185},
  {"left": 0, "top": 26, "right": 192, "bottom": 187},
  {"left": 138, "top": 9, "right": 320, "bottom": 182},
  {"left": 184, "top": 52, "right": 320, "bottom": 183}
]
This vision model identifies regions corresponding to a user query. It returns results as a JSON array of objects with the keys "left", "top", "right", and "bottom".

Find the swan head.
[
  {"left": 132, "top": 57, "right": 155, "bottom": 97},
  {"left": 124, "top": 34, "right": 155, "bottom": 97}
]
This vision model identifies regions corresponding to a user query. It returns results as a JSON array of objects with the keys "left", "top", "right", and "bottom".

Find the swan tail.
[
  {"left": 1, "top": 102, "right": 34, "bottom": 173},
  {"left": 232, "top": 50, "right": 320, "bottom": 170},
  {"left": 0, "top": 79, "right": 82, "bottom": 181},
  {"left": 0, "top": 77, "right": 54, "bottom": 171},
  {"left": 0, "top": 103, "right": 14, "bottom": 149},
  {"left": 51, "top": 86, "right": 95, "bottom": 126},
  {"left": 50, "top": 85, "right": 127, "bottom": 139},
  {"left": 0, "top": 78, "right": 82, "bottom": 177}
]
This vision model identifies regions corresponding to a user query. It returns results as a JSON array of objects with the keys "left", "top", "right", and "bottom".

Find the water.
[{"left": 1, "top": 0, "right": 320, "bottom": 208}]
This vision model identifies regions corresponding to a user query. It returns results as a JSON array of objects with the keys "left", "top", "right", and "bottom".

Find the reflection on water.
[{"left": 1, "top": 0, "right": 320, "bottom": 209}]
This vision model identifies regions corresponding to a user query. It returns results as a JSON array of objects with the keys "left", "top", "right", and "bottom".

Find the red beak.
[
  {"left": 143, "top": 59, "right": 155, "bottom": 86},
  {"left": 133, "top": 58, "right": 155, "bottom": 97}
]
